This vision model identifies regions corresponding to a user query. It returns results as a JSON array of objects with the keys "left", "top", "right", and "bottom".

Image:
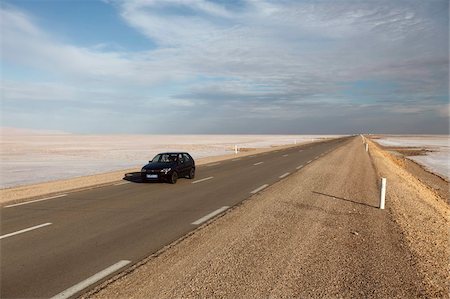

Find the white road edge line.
[
  {"left": 296, "top": 165, "right": 304, "bottom": 170},
  {"left": 192, "top": 176, "right": 214, "bottom": 184},
  {"left": 253, "top": 162, "right": 264, "bottom": 166},
  {"left": 251, "top": 184, "right": 269, "bottom": 194},
  {"left": 282, "top": 154, "right": 288, "bottom": 157},
  {"left": 307, "top": 160, "right": 312, "bottom": 164},
  {"left": 279, "top": 172, "right": 290, "bottom": 179},
  {"left": 0, "top": 223, "right": 52, "bottom": 240},
  {"left": 191, "top": 206, "right": 229, "bottom": 225},
  {"left": 5, "top": 195, "right": 67, "bottom": 208},
  {"left": 50, "top": 260, "right": 131, "bottom": 299},
  {"left": 232, "top": 158, "right": 241, "bottom": 161},
  {"left": 114, "top": 181, "right": 130, "bottom": 186}
]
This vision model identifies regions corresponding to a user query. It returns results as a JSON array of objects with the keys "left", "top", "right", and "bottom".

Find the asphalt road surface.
[{"left": 1, "top": 137, "right": 350, "bottom": 298}]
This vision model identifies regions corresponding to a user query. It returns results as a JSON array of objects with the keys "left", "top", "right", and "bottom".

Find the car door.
[
  {"left": 183, "top": 154, "right": 194, "bottom": 169},
  {"left": 177, "top": 153, "right": 189, "bottom": 176}
]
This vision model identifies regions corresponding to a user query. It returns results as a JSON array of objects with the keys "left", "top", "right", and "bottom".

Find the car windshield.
[{"left": 151, "top": 153, "right": 178, "bottom": 163}]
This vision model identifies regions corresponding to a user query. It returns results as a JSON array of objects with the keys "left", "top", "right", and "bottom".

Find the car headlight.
[
  {"left": 141, "top": 168, "right": 147, "bottom": 173},
  {"left": 161, "top": 168, "right": 171, "bottom": 174}
]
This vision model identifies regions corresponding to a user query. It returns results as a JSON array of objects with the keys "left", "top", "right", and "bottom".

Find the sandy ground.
[
  {"left": 367, "top": 139, "right": 449, "bottom": 297},
  {"left": 0, "top": 141, "right": 314, "bottom": 206},
  {"left": 1, "top": 133, "right": 338, "bottom": 188},
  {"left": 86, "top": 137, "right": 448, "bottom": 298}
]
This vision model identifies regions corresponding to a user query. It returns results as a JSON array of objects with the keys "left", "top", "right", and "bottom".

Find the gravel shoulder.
[
  {"left": 367, "top": 139, "right": 449, "bottom": 297},
  {"left": 86, "top": 137, "right": 443, "bottom": 298}
]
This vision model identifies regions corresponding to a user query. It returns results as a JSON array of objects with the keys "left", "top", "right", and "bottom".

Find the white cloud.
[{"left": 1, "top": 1, "right": 448, "bottom": 133}]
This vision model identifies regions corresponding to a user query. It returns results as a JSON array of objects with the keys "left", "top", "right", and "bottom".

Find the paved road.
[{"left": 1, "top": 137, "right": 350, "bottom": 298}]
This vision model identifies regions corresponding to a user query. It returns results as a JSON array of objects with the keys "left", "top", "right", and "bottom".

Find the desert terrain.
[{"left": 0, "top": 130, "right": 338, "bottom": 189}]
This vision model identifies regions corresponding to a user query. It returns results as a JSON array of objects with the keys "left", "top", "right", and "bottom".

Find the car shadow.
[
  {"left": 312, "top": 191, "right": 378, "bottom": 208},
  {"left": 123, "top": 172, "right": 144, "bottom": 183},
  {"left": 123, "top": 172, "right": 164, "bottom": 184}
]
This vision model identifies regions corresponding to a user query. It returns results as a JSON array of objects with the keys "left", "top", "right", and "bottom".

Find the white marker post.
[
  {"left": 365, "top": 143, "right": 368, "bottom": 152},
  {"left": 379, "top": 178, "right": 386, "bottom": 209},
  {"left": 234, "top": 145, "right": 238, "bottom": 154}
]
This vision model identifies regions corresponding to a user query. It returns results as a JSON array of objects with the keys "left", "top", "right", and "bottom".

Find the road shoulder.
[{"left": 368, "top": 139, "right": 450, "bottom": 297}]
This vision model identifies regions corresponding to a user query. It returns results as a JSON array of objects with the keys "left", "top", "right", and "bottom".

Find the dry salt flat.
[
  {"left": 0, "top": 130, "right": 339, "bottom": 188},
  {"left": 375, "top": 135, "right": 450, "bottom": 180}
]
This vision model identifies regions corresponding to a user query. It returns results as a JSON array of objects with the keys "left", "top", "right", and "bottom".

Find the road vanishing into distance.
[{"left": 1, "top": 136, "right": 350, "bottom": 298}]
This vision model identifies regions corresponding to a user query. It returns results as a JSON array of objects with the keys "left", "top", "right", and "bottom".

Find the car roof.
[{"left": 158, "top": 152, "right": 190, "bottom": 155}]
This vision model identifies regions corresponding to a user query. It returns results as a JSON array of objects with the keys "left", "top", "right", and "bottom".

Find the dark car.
[{"left": 141, "top": 152, "right": 195, "bottom": 184}]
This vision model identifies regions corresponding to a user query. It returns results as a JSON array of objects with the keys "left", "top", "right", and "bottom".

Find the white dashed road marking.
[
  {"left": 253, "top": 162, "right": 264, "bottom": 166},
  {"left": 0, "top": 223, "right": 52, "bottom": 240},
  {"left": 192, "top": 177, "right": 214, "bottom": 184},
  {"left": 50, "top": 260, "right": 131, "bottom": 299},
  {"left": 279, "top": 172, "right": 290, "bottom": 179},
  {"left": 282, "top": 154, "right": 288, "bottom": 157},
  {"left": 251, "top": 184, "right": 269, "bottom": 194},
  {"left": 296, "top": 165, "right": 303, "bottom": 170},
  {"left": 5, "top": 195, "right": 67, "bottom": 208},
  {"left": 207, "top": 163, "right": 221, "bottom": 167},
  {"left": 191, "top": 206, "right": 229, "bottom": 225}
]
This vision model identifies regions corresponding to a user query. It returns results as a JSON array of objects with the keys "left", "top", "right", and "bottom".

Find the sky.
[{"left": 0, "top": 0, "right": 449, "bottom": 134}]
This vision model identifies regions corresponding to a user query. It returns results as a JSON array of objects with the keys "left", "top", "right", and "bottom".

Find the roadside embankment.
[
  {"left": 367, "top": 138, "right": 449, "bottom": 297},
  {"left": 0, "top": 141, "right": 321, "bottom": 206},
  {"left": 86, "top": 137, "right": 436, "bottom": 298}
]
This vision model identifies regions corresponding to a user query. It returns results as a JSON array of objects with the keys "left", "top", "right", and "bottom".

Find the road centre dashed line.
[
  {"left": 251, "top": 184, "right": 269, "bottom": 194},
  {"left": 5, "top": 194, "right": 67, "bottom": 208},
  {"left": 50, "top": 260, "right": 131, "bottom": 299},
  {"left": 253, "top": 162, "right": 264, "bottom": 166},
  {"left": 279, "top": 172, "right": 290, "bottom": 179},
  {"left": 0, "top": 223, "right": 52, "bottom": 240},
  {"left": 192, "top": 176, "right": 214, "bottom": 184},
  {"left": 191, "top": 206, "right": 229, "bottom": 225}
]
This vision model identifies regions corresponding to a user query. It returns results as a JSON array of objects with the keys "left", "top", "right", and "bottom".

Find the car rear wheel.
[
  {"left": 170, "top": 171, "right": 178, "bottom": 184},
  {"left": 188, "top": 167, "right": 195, "bottom": 179}
]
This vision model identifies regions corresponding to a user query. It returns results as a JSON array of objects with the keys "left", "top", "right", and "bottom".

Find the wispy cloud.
[{"left": 1, "top": 0, "right": 448, "bottom": 133}]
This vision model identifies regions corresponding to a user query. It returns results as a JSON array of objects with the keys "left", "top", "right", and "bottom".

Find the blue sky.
[{"left": 1, "top": 0, "right": 448, "bottom": 134}]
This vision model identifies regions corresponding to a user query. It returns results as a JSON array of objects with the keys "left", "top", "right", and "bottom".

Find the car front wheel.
[{"left": 170, "top": 171, "right": 178, "bottom": 184}]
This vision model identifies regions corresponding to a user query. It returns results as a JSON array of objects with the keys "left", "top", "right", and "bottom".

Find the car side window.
[
  {"left": 183, "top": 154, "right": 191, "bottom": 162},
  {"left": 178, "top": 154, "right": 184, "bottom": 163}
]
